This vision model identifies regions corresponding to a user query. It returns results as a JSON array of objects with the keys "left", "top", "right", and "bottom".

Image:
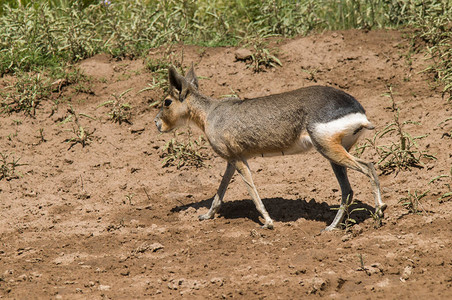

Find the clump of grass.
[
  {"left": 0, "top": 72, "right": 50, "bottom": 116},
  {"left": 429, "top": 167, "right": 452, "bottom": 203},
  {"left": 332, "top": 198, "right": 374, "bottom": 232},
  {"left": 331, "top": 196, "right": 370, "bottom": 231},
  {"left": 0, "top": 152, "right": 24, "bottom": 181},
  {"left": 399, "top": 189, "right": 429, "bottom": 214},
  {"left": 364, "top": 86, "right": 436, "bottom": 174},
  {"left": 50, "top": 66, "right": 90, "bottom": 95},
  {"left": 60, "top": 106, "right": 95, "bottom": 150},
  {"left": 0, "top": 0, "right": 434, "bottom": 76},
  {"left": 160, "top": 131, "right": 207, "bottom": 169},
  {"left": 405, "top": 0, "right": 452, "bottom": 102},
  {"left": 98, "top": 88, "right": 133, "bottom": 124},
  {"left": 240, "top": 37, "right": 282, "bottom": 73}
]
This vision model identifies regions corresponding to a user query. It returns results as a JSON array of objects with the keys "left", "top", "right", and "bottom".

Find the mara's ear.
[
  {"left": 185, "top": 63, "right": 198, "bottom": 90},
  {"left": 169, "top": 66, "right": 191, "bottom": 102},
  {"left": 168, "top": 66, "right": 184, "bottom": 93}
]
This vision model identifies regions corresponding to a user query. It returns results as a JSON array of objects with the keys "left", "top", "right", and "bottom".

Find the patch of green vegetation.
[
  {"left": 363, "top": 86, "right": 436, "bottom": 174},
  {"left": 240, "top": 37, "right": 282, "bottom": 73},
  {"left": 60, "top": 106, "right": 95, "bottom": 150},
  {"left": 399, "top": 189, "right": 429, "bottom": 214},
  {"left": 0, "top": 152, "right": 24, "bottom": 181},
  {"left": 404, "top": 0, "right": 451, "bottom": 102},
  {"left": 98, "top": 88, "right": 133, "bottom": 125},
  {"left": 0, "top": 72, "right": 50, "bottom": 116},
  {"left": 160, "top": 131, "right": 207, "bottom": 169},
  {"left": 0, "top": 0, "right": 449, "bottom": 74},
  {"left": 429, "top": 167, "right": 452, "bottom": 203}
]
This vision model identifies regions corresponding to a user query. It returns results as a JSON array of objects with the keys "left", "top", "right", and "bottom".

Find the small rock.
[
  {"left": 130, "top": 127, "right": 145, "bottom": 134},
  {"left": 309, "top": 277, "right": 328, "bottom": 294},
  {"left": 149, "top": 242, "right": 164, "bottom": 252},
  {"left": 98, "top": 285, "right": 111, "bottom": 291},
  {"left": 235, "top": 48, "right": 253, "bottom": 61},
  {"left": 210, "top": 277, "right": 224, "bottom": 286},
  {"left": 400, "top": 265, "right": 413, "bottom": 282},
  {"left": 17, "top": 274, "right": 27, "bottom": 281}
]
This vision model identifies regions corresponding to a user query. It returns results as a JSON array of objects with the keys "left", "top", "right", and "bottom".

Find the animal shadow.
[{"left": 171, "top": 197, "right": 375, "bottom": 227}]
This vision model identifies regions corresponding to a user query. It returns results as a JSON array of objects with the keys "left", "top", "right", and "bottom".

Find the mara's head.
[{"left": 154, "top": 65, "right": 199, "bottom": 133}]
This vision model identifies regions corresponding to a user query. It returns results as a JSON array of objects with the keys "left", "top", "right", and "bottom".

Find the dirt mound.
[{"left": 1, "top": 29, "right": 451, "bottom": 299}]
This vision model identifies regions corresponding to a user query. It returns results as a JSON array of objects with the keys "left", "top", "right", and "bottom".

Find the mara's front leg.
[{"left": 199, "top": 162, "right": 235, "bottom": 221}]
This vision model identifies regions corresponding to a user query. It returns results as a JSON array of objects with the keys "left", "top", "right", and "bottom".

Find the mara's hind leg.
[
  {"left": 234, "top": 159, "right": 274, "bottom": 229},
  {"left": 315, "top": 138, "right": 387, "bottom": 230},
  {"left": 199, "top": 162, "right": 235, "bottom": 221},
  {"left": 324, "top": 163, "right": 353, "bottom": 231}
]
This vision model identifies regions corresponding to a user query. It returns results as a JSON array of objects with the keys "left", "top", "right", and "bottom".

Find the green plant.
[
  {"left": 98, "top": 88, "right": 133, "bottom": 124},
  {"left": 357, "top": 254, "right": 371, "bottom": 276},
  {"left": 242, "top": 37, "right": 282, "bottom": 73},
  {"left": 160, "top": 131, "right": 207, "bottom": 169},
  {"left": 429, "top": 167, "right": 452, "bottom": 203},
  {"left": 0, "top": 152, "right": 25, "bottom": 181},
  {"left": 405, "top": 0, "right": 452, "bottom": 102},
  {"left": 36, "top": 128, "right": 47, "bottom": 144},
  {"left": 60, "top": 105, "right": 95, "bottom": 149},
  {"left": 368, "top": 207, "right": 383, "bottom": 229},
  {"left": 124, "top": 193, "right": 134, "bottom": 205},
  {"left": 0, "top": 72, "right": 50, "bottom": 116},
  {"left": 399, "top": 189, "right": 429, "bottom": 214},
  {"left": 365, "top": 86, "right": 436, "bottom": 174},
  {"left": 331, "top": 196, "right": 366, "bottom": 231},
  {"left": 301, "top": 67, "right": 319, "bottom": 82}
]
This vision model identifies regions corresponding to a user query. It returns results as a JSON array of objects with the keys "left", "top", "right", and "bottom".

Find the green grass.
[
  {"left": 160, "top": 131, "right": 208, "bottom": 169},
  {"left": 0, "top": 152, "right": 24, "bottom": 181},
  {"left": 0, "top": 72, "right": 51, "bottom": 115},
  {"left": 0, "top": 0, "right": 450, "bottom": 117},
  {"left": 361, "top": 86, "right": 437, "bottom": 174},
  {"left": 0, "top": 1, "right": 449, "bottom": 72}
]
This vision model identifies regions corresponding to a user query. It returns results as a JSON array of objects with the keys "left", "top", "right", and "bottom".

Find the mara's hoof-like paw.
[
  {"left": 262, "top": 221, "right": 274, "bottom": 230},
  {"left": 376, "top": 203, "right": 388, "bottom": 218},
  {"left": 198, "top": 213, "right": 214, "bottom": 221},
  {"left": 323, "top": 225, "right": 338, "bottom": 232}
]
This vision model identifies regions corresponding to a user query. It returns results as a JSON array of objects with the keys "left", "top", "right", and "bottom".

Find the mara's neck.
[{"left": 187, "top": 92, "right": 212, "bottom": 132}]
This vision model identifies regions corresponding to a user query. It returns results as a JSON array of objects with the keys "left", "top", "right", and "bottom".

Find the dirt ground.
[{"left": 1, "top": 29, "right": 451, "bottom": 299}]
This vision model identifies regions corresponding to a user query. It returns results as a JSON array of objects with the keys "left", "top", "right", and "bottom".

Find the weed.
[
  {"left": 221, "top": 88, "right": 241, "bottom": 100},
  {"left": 405, "top": 0, "right": 452, "bottom": 102},
  {"left": 341, "top": 204, "right": 367, "bottom": 232},
  {"left": 160, "top": 131, "right": 207, "bottom": 169},
  {"left": 429, "top": 167, "right": 452, "bottom": 203},
  {"left": 302, "top": 67, "right": 319, "bottom": 82},
  {"left": 331, "top": 195, "right": 365, "bottom": 231},
  {"left": 98, "top": 89, "right": 133, "bottom": 125},
  {"left": 60, "top": 106, "right": 95, "bottom": 150},
  {"left": 399, "top": 189, "right": 429, "bottom": 214},
  {"left": 36, "top": 128, "right": 47, "bottom": 144},
  {"left": 124, "top": 194, "right": 134, "bottom": 205},
  {"left": 357, "top": 254, "right": 371, "bottom": 276},
  {"left": 0, "top": 72, "right": 50, "bottom": 116},
  {"left": 0, "top": 152, "right": 25, "bottom": 181},
  {"left": 365, "top": 86, "right": 436, "bottom": 174},
  {"left": 145, "top": 58, "right": 171, "bottom": 74},
  {"left": 439, "top": 117, "right": 452, "bottom": 138},
  {"left": 242, "top": 37, "right": 282, "bottom": 73}
]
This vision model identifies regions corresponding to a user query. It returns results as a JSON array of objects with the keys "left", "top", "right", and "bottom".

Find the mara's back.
[{"left": 205, "top": 86, "right": 366, "bottom": 158}]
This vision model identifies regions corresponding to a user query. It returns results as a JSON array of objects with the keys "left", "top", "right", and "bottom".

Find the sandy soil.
[{"left": 1, "top": 29, "right": 451, "bottom": 299}]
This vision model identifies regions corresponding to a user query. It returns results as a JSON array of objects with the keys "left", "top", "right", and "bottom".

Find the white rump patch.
[{"left": 314, "top": 113, "right": 371, "bottom": 148}]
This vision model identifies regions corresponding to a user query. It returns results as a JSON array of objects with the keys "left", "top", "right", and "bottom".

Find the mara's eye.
[{"left": 164, "top": 99, "right": 172, "bottom": 107}]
